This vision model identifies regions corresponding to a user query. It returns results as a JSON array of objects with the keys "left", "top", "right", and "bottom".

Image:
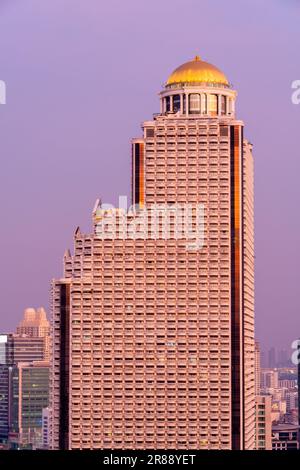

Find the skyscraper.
[
  {"left": 0, "top": 308, "right": 50, "bottom": 446},
  {"left": 261, "top": 370, "right": 279, "bottom": 391},
  {"left": 9, "top": 361, "right": 50, "bottom": 449},
  {"left": 0, "top": 335, "right": 13, "bottom": 442},
  {"left": 10, "top": 335, "right": 46, "bottom": 363},
  {"left": 50, "top": 56, "right": 255, "bottom": 450},
  {"left": 0, "top": 333, "right": 46, "bottom": 444},
  {"left": 16, "top": 308, "right": 50, "bottom": 361},
  {"left": 278, "top": 349, "right": 289, "bottom": 368},
  {"left": 268, "top": 347, "right": 276, "bottom": 369}
]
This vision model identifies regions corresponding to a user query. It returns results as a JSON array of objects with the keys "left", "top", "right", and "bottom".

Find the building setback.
[{"left": 50, "top": 56, "right": 255, "bottom": 450}]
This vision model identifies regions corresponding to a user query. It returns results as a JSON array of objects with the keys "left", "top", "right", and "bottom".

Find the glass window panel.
[
  {"left": 166, "top": 96, "right": 171, "bottom": 112},
  {"left": 173, "top": 94, "right": 181, "bottom": 113},
  {"left": 208, "top": 94, "right": 218, "bottom": 116},
  {"left": 221, "top": 95, "right": 226, "bottom": 115},
  {"left": 202, "top": 94, "right": 207, "bottom": 114},
  {"left": 189, "top": 94, "right": 201, "bottom": 114}
]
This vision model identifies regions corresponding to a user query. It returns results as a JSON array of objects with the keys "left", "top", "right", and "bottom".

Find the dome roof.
[{"left": 166, "top": 56, "right": 229, "bottom": 87}]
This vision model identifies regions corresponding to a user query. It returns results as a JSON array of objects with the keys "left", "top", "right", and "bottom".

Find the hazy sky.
[{"left": 0, "top": 0, "right": 299, "bottom": 353}]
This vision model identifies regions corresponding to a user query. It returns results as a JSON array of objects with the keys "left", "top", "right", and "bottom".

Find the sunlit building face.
[{"left": 50, "top": 56, "right": 255, "bottom": 450}]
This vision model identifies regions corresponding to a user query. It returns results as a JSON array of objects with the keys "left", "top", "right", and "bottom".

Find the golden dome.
[{"left": 166, "top": 56, "right": 229, "bottom": 87}]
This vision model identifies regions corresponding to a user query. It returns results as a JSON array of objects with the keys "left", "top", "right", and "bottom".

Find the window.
[
  {"left": 146, "top": 128, "right": 154, "bottom": 138},
  {"left": 221, "top": 96, "right": 226, "bottom": 115},
  {"left": 189, "top": 94, "right": 201, "bottom": 114},
  {"left": 208, "top": 94, "right": 218, "bottom": 116},
  {"left": 202, "top": 94, "right": 207, "bottom": 114},
  {"left": 166, "top": 96, "right": 171, "bottom": 112},
  {"left": 173, "top": 94, "right": 181, "bottom": 113}
]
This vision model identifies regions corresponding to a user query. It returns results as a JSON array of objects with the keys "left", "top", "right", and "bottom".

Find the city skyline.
[
  {"left": 0, "top": 1, "right": 299, "bottom": 354},
  {"left": 0, "top": 0, "right": 299, "bottom": 459},
  {"left": 0, "top": 307, "right": 50, "bottom": 448},
  {"left": 2, "top": 308, "right": 297, "bottom": 450}
]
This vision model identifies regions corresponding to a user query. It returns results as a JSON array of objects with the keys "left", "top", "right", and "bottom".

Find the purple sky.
[{"left": 0, "top": 0, "right": 299, "bottom": 353}]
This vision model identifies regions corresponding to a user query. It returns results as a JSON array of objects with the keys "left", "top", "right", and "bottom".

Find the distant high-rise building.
[
  {"left": 10, "top": 335, "right": 45, "bottom": 363},
  {"left": 16, "top": 308, "right": 50, "bottom": 360},
  {"left": 255, "top": 341, "right": 261, "bottom": 396},
  {"left": 278, "top": 349, "right": 289, "bottom": 368},
  {"left": 260, "top": 350, "right": 266, "bottom": 369},
  {"left": 0, "top": 335, "right": 13, "bottom": 442},
  {"left": 9, "top": 361, "right": 49, "bottom": 449},
  {"left": 50, "top": 55, "right": 255, "bottom": 450},
  {"left": 286, "top": 391, "right": 298, "bottom": 413},
  {"left": 0, "top": 308, "right": 50, "bottom": 446},
  {"left": 255, "top": 395, "right": 272, "bottom": 450},
  {"left": 268, "top": 347, "right": 276, "bottom": 369},
  {"left": 261, "top": 369, "right": 279, "bottom": 391}
]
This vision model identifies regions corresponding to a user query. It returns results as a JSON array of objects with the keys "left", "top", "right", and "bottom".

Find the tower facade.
[{"left": 50, "top": 56, "right": 255, "bottom": 450}]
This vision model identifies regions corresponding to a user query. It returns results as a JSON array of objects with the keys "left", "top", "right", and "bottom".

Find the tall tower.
[{"left": 50, "top": 56, "right": 255, "bottom": 450}]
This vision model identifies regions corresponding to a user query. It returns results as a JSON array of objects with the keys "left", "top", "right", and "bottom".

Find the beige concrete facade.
[
  {"left": 16, "top": 308, "right": 50, "bottom": 361},
  {"left": 255, "top": 395, "right": 272, "bottom": 450},
  {"left": 50, "top": 57, "right": 255, "bottom": 450}
]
